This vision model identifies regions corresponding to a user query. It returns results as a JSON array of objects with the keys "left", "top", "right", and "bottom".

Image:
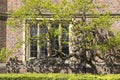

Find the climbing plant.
[{"left": 7, "top": 0, "right": 120, "bottom": 69}]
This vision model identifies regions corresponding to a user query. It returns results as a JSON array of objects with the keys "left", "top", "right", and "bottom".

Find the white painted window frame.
[{"left": 24, "top": 18, "right": 73, "bottom": 61}]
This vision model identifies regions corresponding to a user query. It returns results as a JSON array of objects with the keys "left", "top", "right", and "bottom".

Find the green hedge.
[{"left": 0, "top": 73, "right": 120, "bottom": 80}]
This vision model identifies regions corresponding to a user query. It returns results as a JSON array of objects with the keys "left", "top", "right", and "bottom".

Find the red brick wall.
[
  {"left": 7, "top": 0, "right": 22, "bottom": 11},
  {"left": 0, "top": 0, "right": 7, "bottom": 12},
  {"left": 6, "top": 25, "right": 23, "bottom": 61},
  {"left": 94, "top": 0, "right": 120, "bottom": 31},
  {"left": 1, "top": 0, "right": 120, "bottom": 61},
  {"left": 94, "top": 0, "right": 120, "bottom": 13},
  {"left": 6, "top": 0, "right": 23, "bottom": 60},
  {"left": 0, "top": 20, "right": 6, "bottom": 49},
  {"left": 0, "top": 0, "right": 7, "bottom": 49},
  {"left": 6, "top": 26, "right": 22, "bottom": 50},
  {"left": 5, "top": 0, "right": 120, "bottom": 13}
]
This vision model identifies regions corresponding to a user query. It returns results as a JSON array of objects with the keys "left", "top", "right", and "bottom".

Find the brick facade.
[
  {"left": 0, "top": 0, "right": 120, "bottom": 65},
  {"left": 0, "top": 0, "right": 7, "bottom": 12},
  {"left": 95, "top": 0, "right": 120, "bottom": 13},
  {"left": 0, "top": 0, "right": 7, "bottom": 49},
  {"left": 0, "top": 0, "right": 120, "bottom": 74},
  {"left": 6, "top": 0, "right": 23, "bottom": 60},
  {"left": 7, "top": 0, "right": 22, "bottom": 11},
  {"left": 0, "top": 0, "right": 120, "bottom": 58},
  {"left": 0, "top": 20, "right": 6, "bottom": 49},
  {"left": 0, "top": 0, "right": 23, "bottom": 59}
]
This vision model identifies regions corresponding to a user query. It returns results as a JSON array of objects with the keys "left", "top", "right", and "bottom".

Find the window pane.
[
  {"left": 28, "top": 22, "right": 69, "bottom": 58},
  {"left": 30, "top": 24, "right": 37, "bottom": 57},
  {"left": 39, "top": 25, "right": 47, "bottom": 57},
  {"left": 62, "top": 24, "right": 69, "bottom": 54},
  {"left": 40, "top": 45, "right": 47, "bottom": 57},
  {"left": 30, "top": 24, "right": 37, "bottom": 37},
  {"left": 30, "top": 44, "right": 37, "bottom": 57},
  {"left": 40, "top": 26, "right": 47, "bottom": 33}
]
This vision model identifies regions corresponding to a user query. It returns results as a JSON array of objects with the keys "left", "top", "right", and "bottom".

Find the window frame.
[{"left": 25, "top": 20, "right": 70, "bottom": 60}]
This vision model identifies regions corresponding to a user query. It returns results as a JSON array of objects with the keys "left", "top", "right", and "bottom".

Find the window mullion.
[
  {"left": 47, "top": 23, "right": 52, "bottom": 56},
  {"left": 69, "top": 22, "right": 73, "bottom": 54},
  {"left": 37, "top": 23, "right": 40, "bottom": 58},
  {"left": 28, "top": 24, "right": 31, "bottom": 59},
  {"left": 58, "top": 23, "right": 62, "bottom": 52}
]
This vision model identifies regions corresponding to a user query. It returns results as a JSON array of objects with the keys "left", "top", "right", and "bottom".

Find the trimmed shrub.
[{"left": 0, "top": 73, "right": 120, "bottom": 80}]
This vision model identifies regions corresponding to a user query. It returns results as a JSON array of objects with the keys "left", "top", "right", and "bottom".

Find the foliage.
[
  {"left": 7, "top": 0, "right": 120, "bottom": 66},
  {"left": 0, "top": 73, "right": 120, "bottom": 80},
  {"left": 0, "top": 41, "right": 23, "bottom": 62},
  {"left": 0, "top": 48, "right": 12, "bottom": 62}
]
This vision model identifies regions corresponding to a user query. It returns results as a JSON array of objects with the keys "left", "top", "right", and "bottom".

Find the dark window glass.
[
  {"left": 39, "top": 26, "right": 47, "bottom": 57},
  {"left": 29, "top": 23, "right": 69, "bottom": 58},
  {"left": 62, "top": 24, "right": 69, "bottom": 54},
  {"left": 30, "top": 24, "right": 37, "bottom": 57}
]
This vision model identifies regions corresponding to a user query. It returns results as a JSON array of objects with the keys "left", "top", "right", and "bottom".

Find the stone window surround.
[{"left": 24, "top": 19, "right": 72, "bottom": 61}]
